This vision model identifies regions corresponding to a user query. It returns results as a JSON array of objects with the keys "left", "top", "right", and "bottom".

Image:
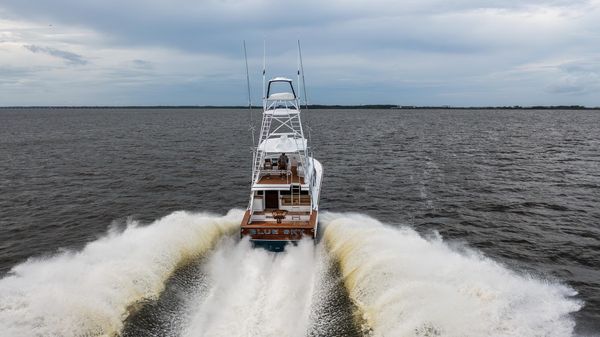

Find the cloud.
[
  {"left": 23, "top": 44, "right": 87, "bottom": 65},
  {"left": 0, "top": 0, "right": 593, "bottom": 55},
  {"left": 1, "top": 0, "right": 600, "bottom": 105},
  {"left": 546, "top": 79, "right": 586, "bottom": 94},
  {"left": 545, "top": 58, "right": 600, "bottom": 94},
  {"left": 131, "top": 59, "right": 152, "bottom": 69}
]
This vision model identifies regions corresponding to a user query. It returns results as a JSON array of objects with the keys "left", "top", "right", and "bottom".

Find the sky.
[{"left": 0, "top": 0, "right": 599, "bottom": 106}]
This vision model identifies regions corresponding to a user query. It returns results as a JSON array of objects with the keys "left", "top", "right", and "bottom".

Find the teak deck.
[
  {"left": 241, "top": 211, "right": 317, "bottom": 228},
  {"left": 256, "top": 170, "right": 305, "bottom": 185}
]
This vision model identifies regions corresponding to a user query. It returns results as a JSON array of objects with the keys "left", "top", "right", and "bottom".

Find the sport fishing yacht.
[{"left": 240, "top": 60, "right": 323, "bottom": 251}]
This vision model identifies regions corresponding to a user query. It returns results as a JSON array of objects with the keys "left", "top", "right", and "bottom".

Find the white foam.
[
  {"left": 182, "top": 238, "right": 322, "bottom": 337},
  {"left": 0, "top": 210, "right": 242, "bottom": 337},
  {"left": 321, "top": 212, "right": 582, "bottom": 337}
]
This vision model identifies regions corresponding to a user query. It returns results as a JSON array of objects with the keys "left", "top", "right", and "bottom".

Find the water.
[
  {"left": 0, "top": 108, "right": 599, "bottom": 336},
  {"left": 323, "top": 213, "right": 579, "bottom": 336}
]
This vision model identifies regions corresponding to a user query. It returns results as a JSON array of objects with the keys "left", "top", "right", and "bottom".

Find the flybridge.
[
  {"left": 267, "top": 77, "right": 296, "bottom": 100},
  {"left": 265, "top": 78, "right": 298, "bottom": 109},
  {"left": 240, "top": 41, "right": 323, "bottom": 251}
]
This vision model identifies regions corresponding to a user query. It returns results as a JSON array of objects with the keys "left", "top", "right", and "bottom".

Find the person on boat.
[{"left": 278, "top": 153, "right": 288, "bottom": 172}]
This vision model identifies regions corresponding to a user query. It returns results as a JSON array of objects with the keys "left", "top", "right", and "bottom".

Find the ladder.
[
  {"left": 289, "top": 113, "right": 304, "bottom": 208},
  {"left": 251, "top": 112, "right": 273, "bottom": 184},
  {"left": 290, "top": 183, "right": 301, "bottom": 206},
  {"left": 290, "top": 113, "right": 309, "bottom": 189}
]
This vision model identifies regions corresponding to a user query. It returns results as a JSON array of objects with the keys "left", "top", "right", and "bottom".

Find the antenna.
[{"left": 243, "top": 40, "right": 255, "bottom": 148}]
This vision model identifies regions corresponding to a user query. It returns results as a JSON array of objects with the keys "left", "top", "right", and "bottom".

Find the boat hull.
[
  {"left": 240, "top": 210, "right": 318, "bottom": 251},
  {"left": 251, "top": 240, "right": 289, "bottom": 252}
]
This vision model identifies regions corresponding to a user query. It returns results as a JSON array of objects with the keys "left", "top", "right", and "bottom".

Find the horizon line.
[{"left": 1, "top": 104, "right": 599, "bottom": 110}]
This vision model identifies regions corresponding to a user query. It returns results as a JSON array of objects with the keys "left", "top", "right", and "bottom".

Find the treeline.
[
  {"left": 393, "top": 105, "right": 597, "bottom": 110},
  {"left": 0, "top": 105, "right": 248, "bottom": 109}
]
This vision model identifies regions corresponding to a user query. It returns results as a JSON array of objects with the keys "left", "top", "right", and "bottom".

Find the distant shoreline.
[{"left": 0, "top": 105, "right": 598, "bottom": 110}]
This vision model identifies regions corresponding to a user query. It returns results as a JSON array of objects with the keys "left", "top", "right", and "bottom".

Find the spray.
[
  {"left": 0, "top": 210, "right": 242, "bottom": 337},
  {"left": 322, "top": 212, "right": 581, "bottom": 337}
]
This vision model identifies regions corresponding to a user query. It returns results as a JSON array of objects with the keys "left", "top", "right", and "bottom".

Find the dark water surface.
[{"left": 1, "top": 108, "right": 599, "bottom": 335}]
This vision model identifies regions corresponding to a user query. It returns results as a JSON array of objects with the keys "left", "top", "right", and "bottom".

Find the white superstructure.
[{"left": 240, "top": 72, "right": 323, "bottom": 250}]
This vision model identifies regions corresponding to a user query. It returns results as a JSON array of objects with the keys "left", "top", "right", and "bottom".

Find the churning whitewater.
[
  {"left": 0, "top": 210, "right": 581, "bottom": 337},
  {"left": 0, "top": 210, "right": 241, "bottom": 337},
  {"left": 322, "top": 212, "right": 581, "bottom": 337},
  {"left": 182, "top": 238, "right": 320, "bottom": 337}
]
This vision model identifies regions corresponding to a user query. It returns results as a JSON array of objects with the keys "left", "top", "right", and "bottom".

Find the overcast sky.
[{"left": 1, "top": 0, "right": 599, "bottom": 106}]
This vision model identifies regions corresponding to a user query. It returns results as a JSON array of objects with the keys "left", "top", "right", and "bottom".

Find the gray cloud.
[
  {"left": 132, "top": 59, "right": 152, "bottom": 69},
  {"left": 23, "top": 44, "right": 87, "bottom": 65},
  {"left": 1, "top": 0, "right": 600, "bottom": 105},
  {"left": 2, "top": 0, "right": 592, "bottom": 55},
  {"left": 546, "top": 81, "right": 586, "bottom": 94},
  {"left": 559, "top": 59, "right": 600, "bottom": 75}
]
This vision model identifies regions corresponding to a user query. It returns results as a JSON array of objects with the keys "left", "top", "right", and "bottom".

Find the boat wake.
[
  {"left": 322, "top": 212, "right": 582, "bottom": 337},
  {"left": 0, "top": 210, "right": 241, "bottom": 337},
  {"left": 0, "top": 210, "right": 582, "bottom": 337},
  {"left": 182, "top": 238, "right": 320, "bottom": 337}
]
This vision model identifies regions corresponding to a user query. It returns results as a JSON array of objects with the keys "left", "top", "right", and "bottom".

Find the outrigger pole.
[
  {"left": 297, "top": 42, "right": 301, "bottom": 102},
  {"left": 297, "top": 40, "right": 315, "bottom": 193},
  {"left": 243, "top": 41, "right": 256, "bottom": 145},
  {"left": 243, "top": 40, "right": 252, "bottom": 110},
  {"left": 262, "top": 40, "right": 266, "bottom": 110},
  {"left": 297, "top": 40, "right": 312, "bottom": 147},
  {"left": 297, "top": 40, "right": 308, "bottom": 109}
]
